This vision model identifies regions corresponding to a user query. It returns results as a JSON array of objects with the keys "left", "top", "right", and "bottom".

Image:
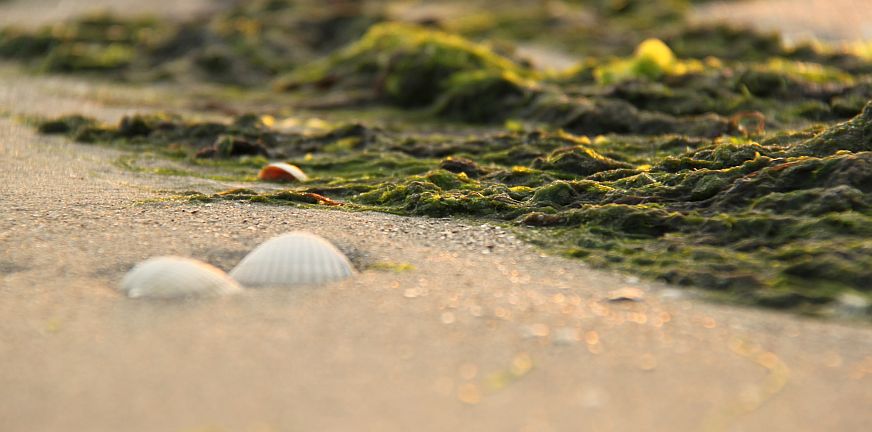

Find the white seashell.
[
  {"left": 120, "top": 256, "right": 242, "bottom": 299},
  {"left": 230, "top": 232, "right": 354, "bottom": 287},
  {"left": 258, "top": 162, "right": 309, "bottom": 182}
]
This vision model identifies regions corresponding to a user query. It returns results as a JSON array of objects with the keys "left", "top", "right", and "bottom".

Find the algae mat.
[{"left": 4, "top": 0, "right": 871, "bottom": 316}]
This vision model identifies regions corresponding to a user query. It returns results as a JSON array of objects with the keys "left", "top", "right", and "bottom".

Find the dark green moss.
[
  {"left": 664, "top": 24, "right": 782, "bottom": 61},
  {"left": 0, "top": 3, "right": 380, "bottom": 84},
  {"left": 276, "top": 22, "right": 531, "bottom": 107},
  {"left": 433, "top": 70, "right": 535, "bottom": 122},
  {"left": 532, "top": 145, "right": 632, "bottom": 176},
  {"left": 37, "top": 115, "right": 96, "bottom": 135}
]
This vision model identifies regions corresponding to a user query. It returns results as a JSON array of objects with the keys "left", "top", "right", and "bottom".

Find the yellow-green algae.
[
  {"left": 276, "top": 24, "right": 871, "bottom": 137},
  {"left": 34, "top": 102, "right": 872, "bottom": 315},
  {"left": 0, "top": 1, "right": 379, "bottom": 84}
]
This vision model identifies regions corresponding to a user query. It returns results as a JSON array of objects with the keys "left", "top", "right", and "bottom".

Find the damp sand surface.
[
  {"left": 0, "top": 0, "right": 220, "bottom": 28},
  {"left": 1, "top": 1, "right": 872, "bottom": 431},
  {"left": 1, "top": 62, "right": 872, "bottom": 432},
  {"left": 693, "top": 0, "right": 872, "bottom": 43}
]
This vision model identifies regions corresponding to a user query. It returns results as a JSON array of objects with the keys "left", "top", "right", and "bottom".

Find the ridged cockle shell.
[
  {"left": 120, "top": 256, "right": 242, "bottom": 299},
  {"left": 230, "top": 232, "right": 354, "bottom": 287}
]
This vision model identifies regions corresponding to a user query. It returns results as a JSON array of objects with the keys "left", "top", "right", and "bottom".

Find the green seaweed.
[
  {"left": 16, "top": 0, "right": 872, "bottom": 317},
  {"left": 0, "top": 2, "right": 379, "bottom": 84},
  {"left": 276, "top": 22, "right": 531, "bottom": 108},
  {"left": 33, "top": 100, "right": 872, "bottom": 317}
]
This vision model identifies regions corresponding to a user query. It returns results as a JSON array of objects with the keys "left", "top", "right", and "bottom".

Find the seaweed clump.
[
  {"left": 0, "top": 1, "right": 381, "bottom": 84},
  {"left": 281, "top": 26, "right": 871, "bottom": 137},
  {"left": 34, "top": 100, "right": 872, "bottom": 315},
  {"left": 0, "top": 13, "right": 156, "bottom": 74},
  {"left": 348, "top": 106, "right": 872, "bottom": 312},
  {"left": 35, "top": 113, "right": 287, "bottom": 159},
  {"left": 17, "top": 0, "right": 872, "bottom": 317},
  {"left": 277, "top": 22, "right": 533, "bottom": 107}
]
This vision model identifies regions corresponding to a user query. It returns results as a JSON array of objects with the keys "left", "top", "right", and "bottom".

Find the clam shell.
[
  {"left": 230, "top": 232, "right": 354, "bottom": 287},
  {"left": 258, "top": 162, "right": 309, "bottom": 182},
  {"left": 120, "top": 256, "right": 242, "bottom": 299}
]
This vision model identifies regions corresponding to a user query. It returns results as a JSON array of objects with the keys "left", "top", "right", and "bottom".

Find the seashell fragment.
[
  {"left": 258, "top": 162, "right": 309, "bottom": 182},
  {"left": 120, "top": 256, "right": 242, "bottom": 299},
  {"left": 606, "top": 287, "right": 645, "bottom": 303},
  {"left": 230, "top": 232, "right": 354, "bottom": 287}
]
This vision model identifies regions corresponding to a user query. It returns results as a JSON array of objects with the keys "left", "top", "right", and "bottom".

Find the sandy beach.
[{"left": 1, "top": 1, "right": 872, "bottom": 431}]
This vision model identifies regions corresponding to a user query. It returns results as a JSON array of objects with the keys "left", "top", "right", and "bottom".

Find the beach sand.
[{"left": 1, "top": 1, "right": 871, "bottom": 431}]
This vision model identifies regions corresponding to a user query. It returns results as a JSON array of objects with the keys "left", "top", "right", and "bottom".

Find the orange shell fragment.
[{"left": 258, "top": 162, "right": 309, "bottom": 182}]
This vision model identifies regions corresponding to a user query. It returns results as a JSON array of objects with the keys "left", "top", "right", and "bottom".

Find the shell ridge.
[
  {"left": 230, "top": 232, "right": 353, "bottom": 288},
  {"left": 121, "top": 256, "right": 241, "bottom": 299}
]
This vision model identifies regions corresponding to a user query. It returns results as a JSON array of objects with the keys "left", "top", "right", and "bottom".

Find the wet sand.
[
  {"left": 693, "top": 0, "right": 872, "bottom": 43},
  {"left": 0, "top": 0, "right": 218, "bottom": 28},
  {"left": 1, "top": 1, "right": 872, "bottom": 431}
]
